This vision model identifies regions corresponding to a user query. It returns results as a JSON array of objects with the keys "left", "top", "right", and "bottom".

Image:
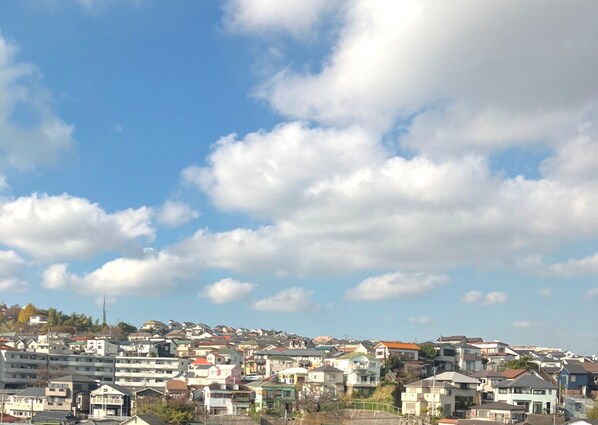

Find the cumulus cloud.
[
  {"left": 157, "top": 200, "right": 199, "bottom": 227},
  {"left": 252, "top": 287, "right": 319, "bottom": 312},
  {"left": 201, "top": 278, "right": 257, "bottom": 304},
  {"left": 409, "top": 316, "right": 433, "bottom": 325},
  {"left": 222, "top": 0, "right": 340, "bottom": 39},
  {"left": 0, "top": 249, "right": 27, "bottom": 277},
  {"left": 0, "top": 193, "right": 154, "bottom": 260},
  {"left": 0, "top": 35, "right": 74, "bottom": 171},
  {"left": 543, "top": 252, "right": 598, "bottom": 277},
  {"left": 462, "top": 291, "right": 507, "bottom": 305},
  {"left": 346, "top": 272, "right": 448, "bottom": 301},
  {"left": 0, "top": 278, "right": 29, "bottom": 293},
  {"left": 42, "top": 250, "right": 191, "bottom": 296}
]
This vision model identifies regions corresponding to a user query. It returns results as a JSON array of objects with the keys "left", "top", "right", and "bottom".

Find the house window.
[{"left": 571, "top": 375, "right": 577, "bottom": 382}]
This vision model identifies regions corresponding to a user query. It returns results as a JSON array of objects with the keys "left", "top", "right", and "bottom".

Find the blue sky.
[{"left": 1, "top": 0, "right": 598, "bottom": 354}]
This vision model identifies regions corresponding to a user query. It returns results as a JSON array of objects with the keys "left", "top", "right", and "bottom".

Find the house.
[
  {"left": 427, "top": 372, "right": 480, "bottom": 417},
  {"left": 374, "top": 341, "right": 420, "bottom": 362},
  {"left": 430, "top": 342, "right": 458, "bottom": 372},
  {"left": 469, "top": 341, "right": 513, "bottom": 370},
  {"left": 120, "top": 414, "right": 168, "bottom": 425},
  {"left": 471, "top": 370, "right": 505, "bottom": 403},
  {"left": 454, "top": 343, "right": 484, "bottom": 373},
  {"left": 327, "top": 352, "right": 380, "bottom": 396},
  {"left": 46, "top": 374, "right": 99, "bottom": 414},
  {"left": 277, "top": 367, "right": 309, "bottom": 391},
  {"left": 139, "top": 321, "right": 169, "bottom": 334},
  {"left": 165, "top": 379, "right": 189, "bottom": 400},
  {"left": 29, "top": 315, "right": 48, "bottom": 325},
  {"left": 248, "top": 381, "right": 296, "bottom": 414},
  {"left": 203, "top": 383, "right": 253, "bottom": 415},
  {"left": 494, "top": 375, "right": 558, "bottom": 414},
  {"left": 89, "top": 383, "right": 132, "bottom": 418},
  {"left": 401, "top": 379, "right": 456, "bottom": 417},
  {"left": 469, "top": 402, "right": 527, "bottom": 424},
  {"left": 86, "top": 339, "right": 118, "bottom": 356},
  {"left": 2, "top": 387, "right": 47, "bottom": 420},
  {"left": 501, "top": 369, "right": 532, "bottom": 380},
  {"left": 560, "top": 363, "right": 592, "bottom": 396},
  {"left": 304, "top": 365, "right": 344, "bottom": 399},
  {"left": 31, "top": 411, "right": 77, "bottom": 425}
]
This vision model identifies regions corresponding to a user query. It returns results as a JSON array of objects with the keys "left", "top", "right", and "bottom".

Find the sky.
[{"left": 1, "top": 0, "right": 598, "bottom": 354}]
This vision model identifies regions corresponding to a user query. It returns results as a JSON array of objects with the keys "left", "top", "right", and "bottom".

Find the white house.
[
  {"left": 304, "top": 365, "right": 345, "bottom": 399},
  {"left": 327, "top": 352, "right": 380, "bottom": 396},
  {"left": 203, "top": 383, "right": 253, "bottom": 415},
  {"left": 86, "top": 339, "right": 118, "bottom": 356},
  {"left": 494, "top": 375, "right": 558, "bottom": 414},
  {"left": 29, "top": 315, "right": 48, "bottom": 325},
  {"left": 401, "top": 379, "right": 456, "bottom": 417},
  {"left": 89, "top": 384, "right": 132, "bottom": 418},
  {"left": 2, "top": 387, "right": 47, "bottom": 419}
]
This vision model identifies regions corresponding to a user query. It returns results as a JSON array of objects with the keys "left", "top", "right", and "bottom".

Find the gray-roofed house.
[
  {"left": 469, "top": 401, "right": 527, "bottom": 424},
  {"left": 46, "top": 374, "right": 99, "bottom": 414},
  {"left": 120, "top": 414, "right": 168, "bottom": 425},
  {"left": 559, "top": 363, "right": 592, "bottom": 397},
  {"left": 89, "top": 383, "right": 132, "bottom": 419},
  {"left": 2, "top": 387, "right": 47, "bottom": 420},
  {"left": 494, "top": 375, "right": 558, "bottom": 414},
  {"left": 304, "top": 365, "right": 344, "bottom": 399},
  {"left": 31, "top": 410, "right": 77, "bottom": 425}
]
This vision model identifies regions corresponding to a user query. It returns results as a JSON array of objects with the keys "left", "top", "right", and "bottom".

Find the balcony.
[{"left": 255, "top": 358, "right": 266, "bottom": 365}]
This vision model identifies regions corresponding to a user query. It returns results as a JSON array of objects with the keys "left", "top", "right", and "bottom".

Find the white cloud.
[
  {"left": 42, "top": 263, "right": 71, "bottom": 289},
  {"left": 248, "top": 0, "right": 598, "bottom": 154},
  {"left": 252, "top": 287, "right": 319, "bottom": 312},
  {"left": 586, "top": 288, "right": 598, "bottom": 299},
  {"left": 0, "top": 193, "right": 154, "bottom": 260},
  {"left": 0, "top": 249, "right": 27, "bottom": 278},
  {"left": 157, "top": 200, "right": 199, "bottom": 227},
  {"left": 513, "top": 320, "right": 541, "bottom": 329},
  {"left": 201, "top": 278, "right": 257, "bottom": 304},
  {"left": 544, "top": 252, "right": 598, "bottom": 277},
  {"left": 0, "top": 35, "right": 74, "bottom": 170},
  {"left": 345, "top": 272, "right": 448, "bottom": 301},
  {"left": 222, "top": 0, "right": 340, "bottom": 39},
  {"left": 0, "top": 278, "right": 29, "bottom": 293},
  {"left": 462, "top": 291, "right": 506, "bottom": 305},
  {"left": 409, "top": 316, "right": 433, "bottom": 325},
  {"left": 462, "top": 291, "right": 482, "bottom": 304},
  {"left": 42, "top": 250, "right": 192, "bottom": 296},
  {"left": 484, "top": 291, "right": 507, "bottom": 305},
  {"left": 540, "top": 287, "right": 552, "bottom": 298}
]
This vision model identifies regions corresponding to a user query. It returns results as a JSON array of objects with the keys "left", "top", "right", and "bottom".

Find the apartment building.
[
  {"left": 114, "top": 356, "right": 190, "bottom": 389},
  {"left": 0, "top": 349, "right": 115, "bottom": 389}
]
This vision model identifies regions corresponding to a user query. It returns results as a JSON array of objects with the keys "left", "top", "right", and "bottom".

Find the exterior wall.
[
  {"left": 2, "top": 395, "right": 47, "bottom": 419},
  {"left": 114, "top": 356, "right": 190, "bottom": 389},
  {"left": 89, "top": 385, "right": 131, "bottom": 418},
  {"left": 401, "top": 386, "right": 455, "bottom": 417},
  {"left": 495, "top": 389, "right": 557, "bottom": 414},
  {"left": 0, "top": 350, "right": 115, "bottom": 389}
]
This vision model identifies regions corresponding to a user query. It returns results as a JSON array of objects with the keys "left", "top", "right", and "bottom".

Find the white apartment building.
[
  {"left": 86, "top": 339, "right": 118, "bottom": 357},
  {"left": 0, "top": 350, "right": 115, "bottom": 389},
  {"left": 114, "top": 356, "right": 190, "bottom": 389}
]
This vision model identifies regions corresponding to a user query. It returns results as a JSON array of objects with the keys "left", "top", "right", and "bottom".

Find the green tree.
[
  {"left": 117, "top": 321, "right": 138, "bottom": 335},
  {"left": 506, "top": 355, "right": 538, "bottom": 371},
  {"left": 136, "top": 399, "right": 194, "bottom": 425},
  {"left": 418, "top": 343, "right": 437, "bottom": 360}
]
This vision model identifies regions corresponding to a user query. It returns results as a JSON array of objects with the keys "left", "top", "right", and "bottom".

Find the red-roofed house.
[{"left": 374, "top": 341, "right": 420, "bottom": 361}]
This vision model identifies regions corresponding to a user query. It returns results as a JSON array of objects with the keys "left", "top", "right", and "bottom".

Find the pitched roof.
[
  {"left": 377, "top": 341, "right": 420, "bottom": 350},
  {"left": 472, "top": 402, "right": 527, "bottom": 411},
  {"left": 166, "top": 380, "right": 188, "bottom": 391},
  {"left": 501, "top": 369, "right": 530, "bottom": 379},
  {"left": 563, "top": 363, "right": 590, "bottom": 375},
  {"left": 471, "top": 370, "right": 504, "bottom": 379},
  {"left": 123, "top": 415, "right": 169, "bottom": 425},
  {"left": 494, "top": 375, "right": 557, "bottom": 389},
  {"left": 311, "top": 365, "right": 343, "bottom": 373},
  {"left": 428, "top": 371, "right": 480, "bottom": 384},
  {"left": 94, "top": 383, "right": 133, "bottom": 396}
]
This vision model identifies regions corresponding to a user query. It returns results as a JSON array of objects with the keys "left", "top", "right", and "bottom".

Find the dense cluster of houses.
[{"left": 1, "top": 320, "right": 597, "bottom": 424}]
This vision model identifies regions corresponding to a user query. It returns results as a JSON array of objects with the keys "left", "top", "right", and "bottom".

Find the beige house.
[
  {"left": 402, "top": 379, "right": 456, "bottom": 417},
  {"left": 469, "top": 401, "right": 527, "bottom": 423},
  {"left": 46, "top": 374, "right": 99, "bottom": 414},
  {"left": 2, "top": 387, "right": 47, "bottom": 420},
  {"left": 303, "top": 365, "right": 344, "bottom": 399}
]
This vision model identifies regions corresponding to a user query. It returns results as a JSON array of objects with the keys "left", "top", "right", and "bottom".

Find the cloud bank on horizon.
[{"left": 1, "top": 0, "right": 598, "bottom": 351}]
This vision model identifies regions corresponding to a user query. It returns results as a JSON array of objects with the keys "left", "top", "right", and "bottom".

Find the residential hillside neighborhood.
[{"left": 1, "top": 306, "right": 598, "bottom": 425}]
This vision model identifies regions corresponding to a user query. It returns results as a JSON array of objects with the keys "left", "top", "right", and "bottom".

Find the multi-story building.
[
  {"left": 46, "top": 374, "right": 99, "bottom": 414},
  {"left": 114, "top": 356, "right": 190, "bottom": 389},
  {"left": 86, "top": 339, "right": 118, "bottom": 357},
  {"left": 203, "top": 383, "right": 253, "bottom": 415},
  {"left": 303, "top": 365, "right": 344, "bottom": 399},
  {"left": 374, "top": 341, "right": 420, "bottom": 362},
  {"left": 89, "top": 383, "right": 132, "bottom": 418},
  {"left": 494, "top": 375, "right": 558, "bottom": 414},
  {"left": 327, "top": 352, "right": 380, "bottom": 396},
  {"left": 248, "top": 381, "right": 296, "bottom": 414},
  {"left": 402, "top": 379, "right": 456, "bottom": 417},
  {"left": 0, "top": 349, "right": 115, "bottom": 389},
  {"left": 1, "top": 387, "right": 47, "bottom": 419}
]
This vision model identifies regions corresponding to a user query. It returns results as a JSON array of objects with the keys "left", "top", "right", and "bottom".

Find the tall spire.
[{"left": 102, "top": 293, "right": 107, "bottom": 326}]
